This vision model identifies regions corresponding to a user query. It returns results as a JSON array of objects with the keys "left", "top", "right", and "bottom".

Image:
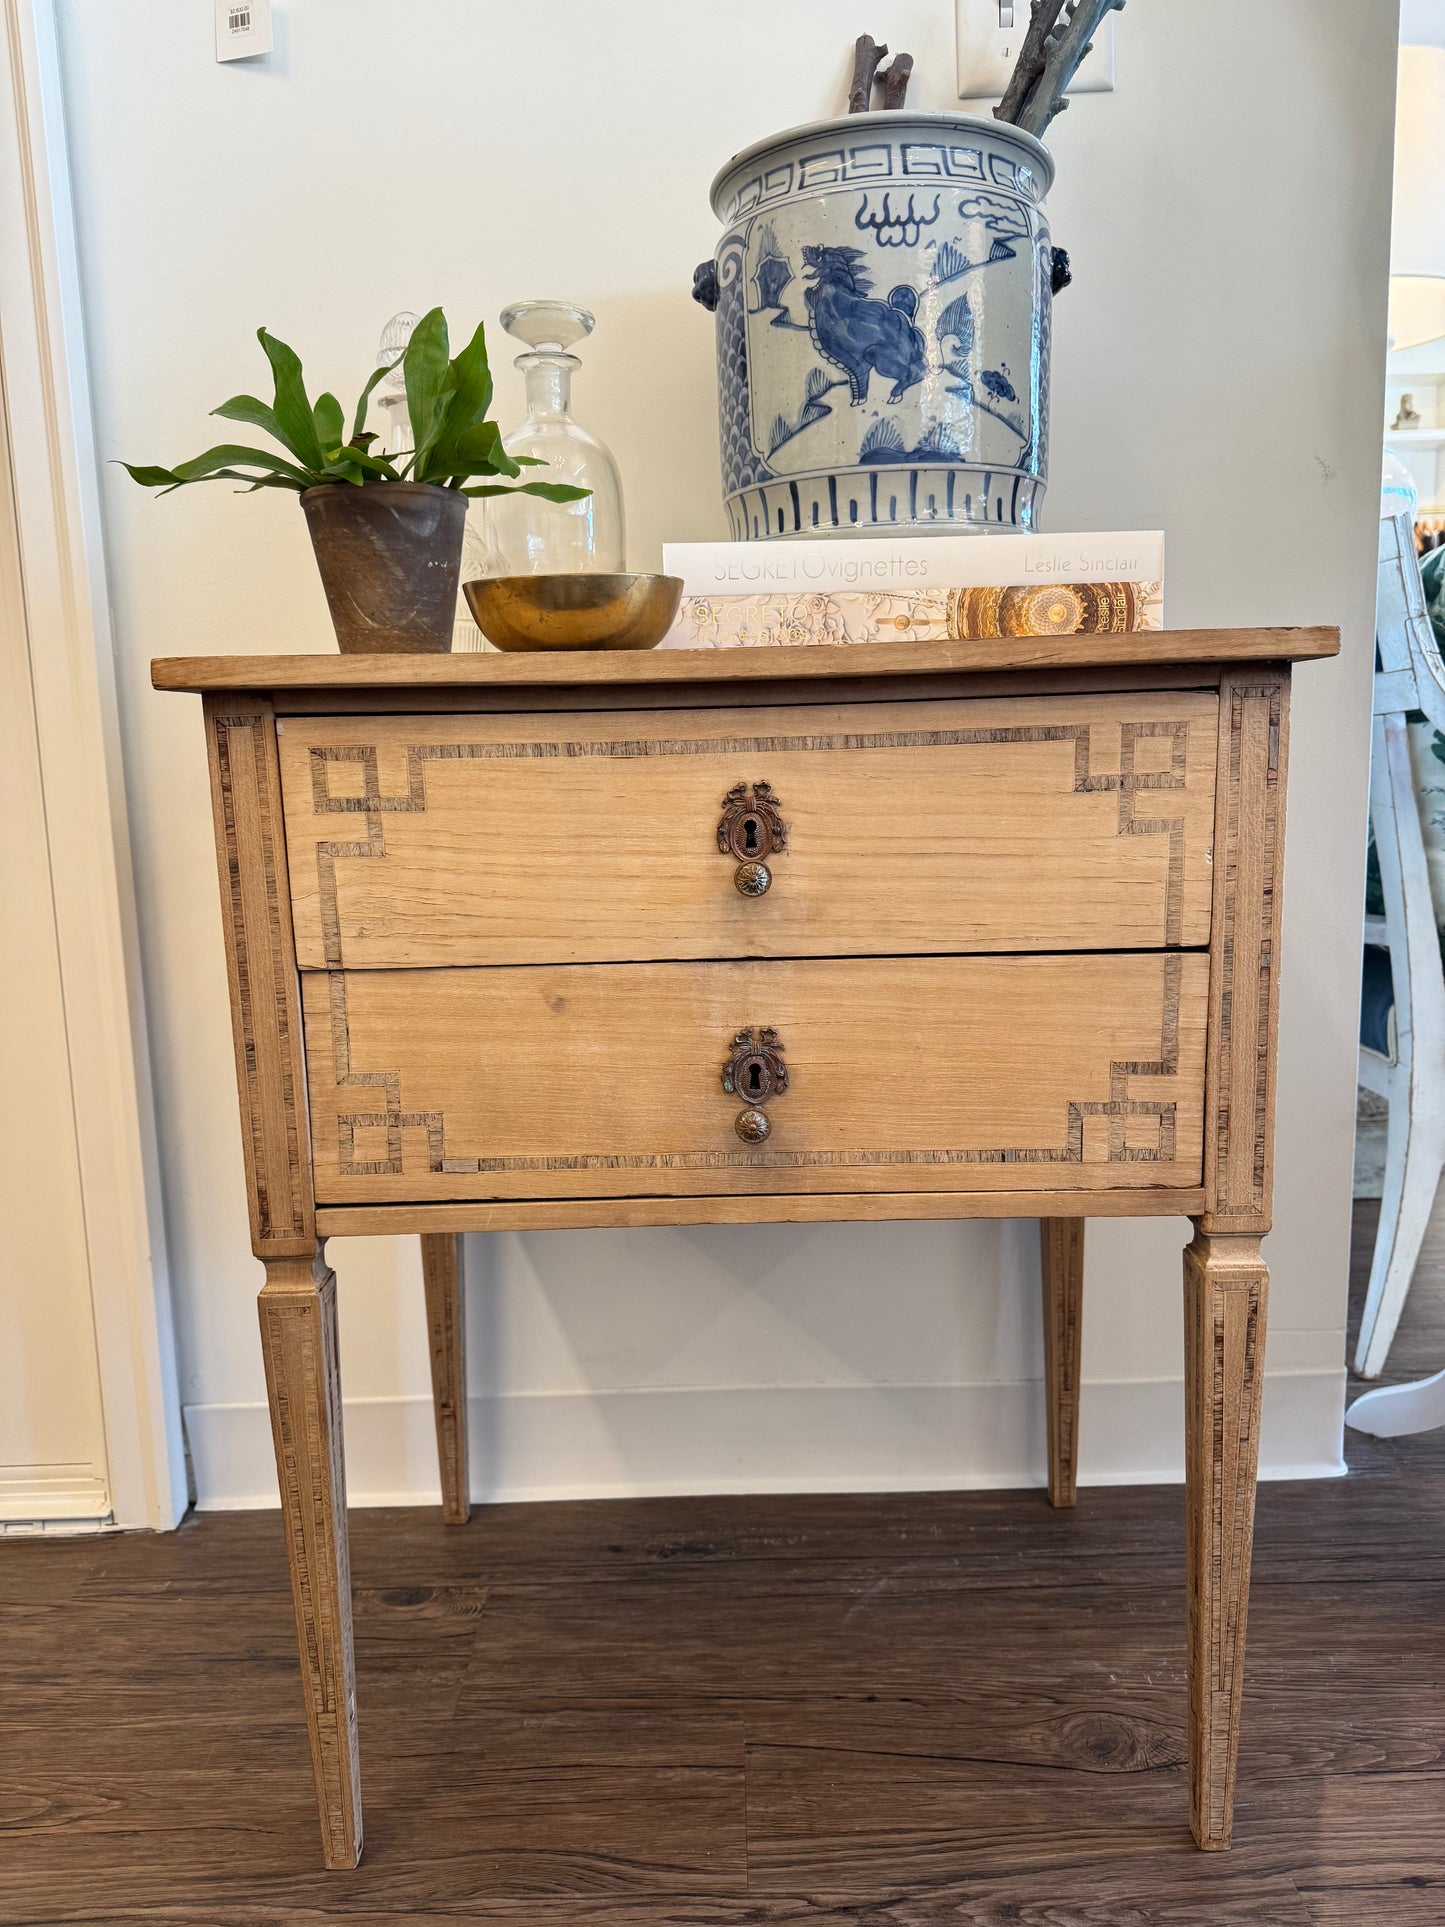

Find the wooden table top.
[{"left": 151, "top": 625, "right": 1341, "bottom": 694}]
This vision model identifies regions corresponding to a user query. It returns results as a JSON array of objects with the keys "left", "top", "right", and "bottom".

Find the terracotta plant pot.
[{"left": 300, "top": 482, "right": 467, "bottom": 654}]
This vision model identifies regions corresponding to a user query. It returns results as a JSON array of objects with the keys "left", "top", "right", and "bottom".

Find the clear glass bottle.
[
  {"left": 373, "top": 309, "right": 500, "bottom": 649},
  {"left": 374, "top": 309, "right": 417, "bottom": 458},
  {"left": 453, "top": 516, "right": 502, "bottom": 651},
  {"left": 481, "top": 299, "right": 625, "bottom": 575}
]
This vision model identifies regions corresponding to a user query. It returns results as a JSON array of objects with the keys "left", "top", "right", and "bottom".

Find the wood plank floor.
[{"left": 4, "top": 1203, "right": 1443, "bottom": 1925}]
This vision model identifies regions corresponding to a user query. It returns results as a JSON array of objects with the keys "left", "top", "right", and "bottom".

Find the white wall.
[{"left": 55, "top": 0, "right": 1395, "bottom": 1508}]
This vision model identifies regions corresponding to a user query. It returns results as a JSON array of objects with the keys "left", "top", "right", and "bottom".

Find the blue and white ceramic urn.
[{"left": 693, "top": 110, "right": 1061, "bottom": 541}]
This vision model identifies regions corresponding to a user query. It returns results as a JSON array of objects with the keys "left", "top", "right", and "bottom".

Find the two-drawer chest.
[{"left": 153, "top": 624, "right": 1338, "bottom": 1867}]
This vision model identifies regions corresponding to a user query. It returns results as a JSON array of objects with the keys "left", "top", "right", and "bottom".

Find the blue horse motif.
[{"left": 801, "top": 245, "right": 925, "bottom": 405}]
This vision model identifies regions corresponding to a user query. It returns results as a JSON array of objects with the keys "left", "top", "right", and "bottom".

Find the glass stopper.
[
  {"left": 376, "top": 308, "right": 418, "bottom": 366},
  {"left": 500, "top": 300, "right": 595, "bottom": 355}
]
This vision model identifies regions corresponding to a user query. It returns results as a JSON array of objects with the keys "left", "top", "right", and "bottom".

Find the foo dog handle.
[
  {"left": 718, "top": 781, "right": 786, "bottom": 896},
  {"left": 721, "top": 1025, "right": 789, "bottom": 1143}
]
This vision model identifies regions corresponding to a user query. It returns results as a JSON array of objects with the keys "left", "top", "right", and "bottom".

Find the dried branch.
[
  {"left": 994, "top": 0, "right": 1066, "bottom": 125},
  {"left": 848, "top": 33, "right": 888, "bottom": 113},
  {"left": 1013, "top": 0, "right": 1126, "bottom": 138},
  {"left": 877, "top": 52, "right": 914, "bottom": 109}
]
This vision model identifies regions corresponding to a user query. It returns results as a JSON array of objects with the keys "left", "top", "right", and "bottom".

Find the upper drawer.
[{"left": 276, "top": 691, "right": 1218, "bottom": 969}]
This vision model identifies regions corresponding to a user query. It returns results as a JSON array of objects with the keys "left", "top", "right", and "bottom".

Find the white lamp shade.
[{"left": 1392, "top": 45, "right": 1445, "bottom": 347}]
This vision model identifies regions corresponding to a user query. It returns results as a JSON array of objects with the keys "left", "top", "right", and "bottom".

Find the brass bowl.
[{"left": 463, "top": 572, "right": 683, "bottom": 652}]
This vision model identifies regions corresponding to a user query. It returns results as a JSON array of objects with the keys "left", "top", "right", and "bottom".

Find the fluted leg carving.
[
  {"left": 1183, "top": 1227, "right": 1268, "bottom": 1851},
  {"left": 259, "top": 1250, "right": 361, "bottom": 1869},
  {"left": 420, "top": 1232, "right": 470, "bottom": 1524},
  {"left": 1040, "top": 1218, "right": 1084, "bottom": 1507}
]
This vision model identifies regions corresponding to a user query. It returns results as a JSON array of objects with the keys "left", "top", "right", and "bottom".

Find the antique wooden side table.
[{"left": 154, "top": 624, "right": 1337, "bottom": 1867}]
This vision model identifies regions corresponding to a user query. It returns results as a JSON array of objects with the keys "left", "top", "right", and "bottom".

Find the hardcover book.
[{"left": 660, "top": 531, "right": 1164, "bottom": 648}]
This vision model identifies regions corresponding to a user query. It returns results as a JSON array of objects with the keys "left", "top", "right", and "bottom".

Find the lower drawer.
[{"left": 302, "top": 953, "right": 1208, "bottom": 1203}]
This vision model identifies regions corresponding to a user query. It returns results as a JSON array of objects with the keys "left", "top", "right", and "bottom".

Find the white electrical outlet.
[
  {"left": 215, "top": 0, "right": 272, "bottom": 62},
  {"left": 956, "top": 2, "right": 1114, "bottom": 104}
]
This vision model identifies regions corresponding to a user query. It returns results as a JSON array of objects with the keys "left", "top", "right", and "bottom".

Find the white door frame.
[{"left": 0, "top": 0, "right": 184, "bottom": 1529}]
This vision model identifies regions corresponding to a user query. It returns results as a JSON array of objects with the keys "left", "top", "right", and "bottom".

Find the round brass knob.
[
  {"left": 734, "top": 860, "right": 772, "bottom": 897},
  {"left": 735, "top": 1106, "right": 771, "bottom": 1144}
]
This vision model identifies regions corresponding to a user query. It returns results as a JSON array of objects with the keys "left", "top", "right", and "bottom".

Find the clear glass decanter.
[
  {"left": 374, "top": 309, "right": 417, "bottom": 457},
  {"left": 481, "top": 299, "right": 625, "bottom": 575},
  {"left": 374, "top": 309, "right": 502, "bottom": 649}
]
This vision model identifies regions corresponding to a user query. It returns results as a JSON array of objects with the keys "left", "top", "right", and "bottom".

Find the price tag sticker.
[{"left": 215, "top": 0, "right": 273, "bottom": 62}]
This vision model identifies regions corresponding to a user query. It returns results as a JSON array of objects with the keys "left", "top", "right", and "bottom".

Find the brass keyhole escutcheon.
[
  {"left": 718, "top": 782, "right": 786, "bottom": 897},
  {"left": 721, "top": 1025, "right": 788, "bottom": 1143}
]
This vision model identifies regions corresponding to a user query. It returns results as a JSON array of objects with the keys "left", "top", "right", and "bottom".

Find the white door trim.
[{"left": 0, "top": 0, "right": 184, "bottom": 1529}]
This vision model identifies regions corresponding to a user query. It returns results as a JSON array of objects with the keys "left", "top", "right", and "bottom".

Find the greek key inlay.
[
  {"left": 303, "top": 719, "right": 1195, "bottom": 966},
  {"left": 322, "top": 955, "right": 1184, "bottom": 1180}
]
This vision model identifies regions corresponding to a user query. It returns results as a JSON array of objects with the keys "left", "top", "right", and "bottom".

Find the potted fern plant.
[{"left": 124, "top": 307, "right": 586, "bottom": 653}]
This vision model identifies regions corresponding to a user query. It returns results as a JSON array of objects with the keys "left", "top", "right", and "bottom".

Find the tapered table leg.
[
  {"left": 1183, "top": 1227, "right": 1268, "bottom": 1851},
  {"left": 259, "top": 1250, "right": 362, "bottom": 1869},
  {"left": 1040, "top": 1218, "right": 1084, "bottom": 1507},
  {"left": 420, "top": 1232, "right": 470, "bottom": 1524}
]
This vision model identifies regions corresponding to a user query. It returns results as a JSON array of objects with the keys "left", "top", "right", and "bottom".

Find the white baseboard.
[{"left": 185, "top": 1369, "right": 1346, "bottom": 1511}]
